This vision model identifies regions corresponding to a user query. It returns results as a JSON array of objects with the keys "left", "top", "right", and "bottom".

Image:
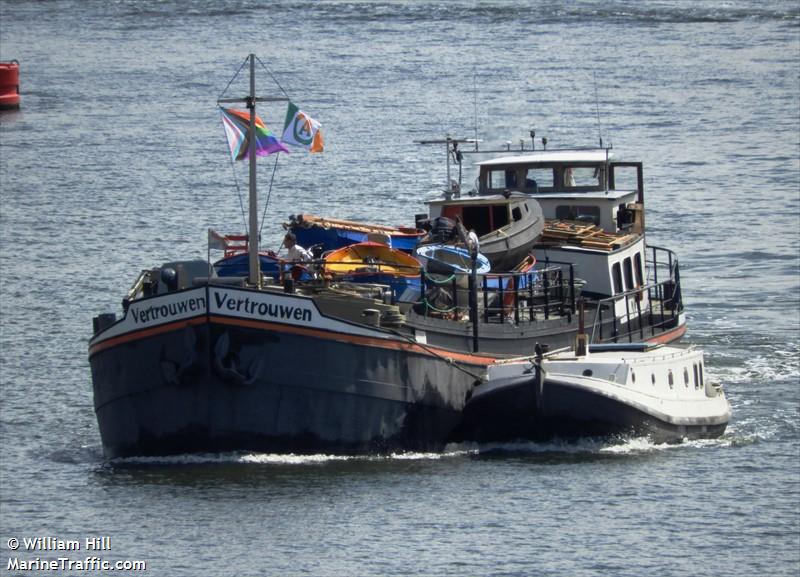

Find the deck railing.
[
  {"left": 416, "top": 244, "right": 683, "bottom": 345},
  {"left": 417, "top": 262, "right": 578, "bottom": 324},
  {"left": 590, "top": 245, "right": 683, "bottom": 343}
]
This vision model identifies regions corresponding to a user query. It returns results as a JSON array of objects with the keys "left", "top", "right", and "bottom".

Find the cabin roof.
[
  {"left": 425, "top": 192, "right": 529, "bottom": 206},
  {"left": 475, "top": 149, "right": 613, "bottom": 167},
  {"left": 531, "top": 189, "right": 635, "bottom": 201}
]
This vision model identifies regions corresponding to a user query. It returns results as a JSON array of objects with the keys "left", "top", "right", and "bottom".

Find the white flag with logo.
[{"left": 282, "top": 102, "right": 324, "bottom": 152}]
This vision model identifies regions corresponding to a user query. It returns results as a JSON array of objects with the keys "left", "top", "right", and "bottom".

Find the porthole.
[
  {"left": 631, "top": 371, "right": 636, "bottom": 383},
  {"left": 668, "top": 370, "right": 674, "bottom": 389},
  {"left": 582, "top": 369, "right": 593, "bottom": 377},
  {"left": 651, "top": 373, "right": 656, "bottom": 385}
]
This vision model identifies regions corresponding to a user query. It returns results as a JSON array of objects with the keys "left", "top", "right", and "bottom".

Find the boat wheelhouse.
[{"left": 465, "top": 146, "right": 681, "bottom": 343}]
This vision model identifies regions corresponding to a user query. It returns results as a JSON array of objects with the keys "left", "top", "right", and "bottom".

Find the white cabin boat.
[
  {"left": 461, "top": 343, "right": 731, "bottom": 443},
  {"left": 462, "top": 145, "right": 682, "bottom": 344}
]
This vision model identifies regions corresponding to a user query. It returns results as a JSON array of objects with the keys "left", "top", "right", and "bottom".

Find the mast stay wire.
[{"left": 216, "top": 56, "right": 293, "bottom": 246}]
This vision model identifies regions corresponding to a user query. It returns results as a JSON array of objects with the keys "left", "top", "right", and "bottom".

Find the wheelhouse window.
[
  {"left": 623, "top": 257, "right": 634, "bottom": 290},
  {"left": 489, "top": 169, "right": 517, "bottom": 190},
  {"left": 524, "top": 167, "right": 554, "bottom": 192},
  {"left": 612, "top": 263, "right": 623, "bottom": 294},
  {"left": 562, "top": 166, "right": 604, "bottom": 189},
  {"left": 555, "top": 205, "right": 600, "bottom": 226},
  {"left": 634, "top": 253, "right": 644, "bottom": 286}
]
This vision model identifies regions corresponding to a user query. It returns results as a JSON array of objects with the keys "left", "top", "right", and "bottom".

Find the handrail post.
[
  {"left": 529, "top": 272, "right": 535, "bottom": 321},
  {"left": 498, "top": 275, "right": 504, "bottom": 320},
  {"left": 652, "top": 245, "right": 658, "bottom": 286},
  {"left": 543, "top": 269, "right": 550, "bottom": 320},
  {"left": 625, "top": 295, "right": 632, "bottom": 342},
  {"left": 483, "top": 276, "right": 489, "bottom": 323},
  {"left": 636, "top": 293, "right": 644, "bottom": 340},
  {"left": 598, "top": 304, "right": 604, "bottom": 342},
  {"left": 469, "top": 259, "right": 479, "bottom": 352},
  {"left": 569, "top": 264, "right": 576, "bottom": 313}
]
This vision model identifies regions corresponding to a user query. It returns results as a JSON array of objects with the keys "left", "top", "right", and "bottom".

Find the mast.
[
  {"left": 218, "top": 54, "right": 289, "bottom": 288},
  {"left": 247, "top": 54, "right": 259, "bottom": 287}
]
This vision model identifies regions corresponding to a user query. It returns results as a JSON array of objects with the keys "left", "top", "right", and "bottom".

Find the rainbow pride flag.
[{"left": 220, "top": 107, "right": 289, "bottom": 160}]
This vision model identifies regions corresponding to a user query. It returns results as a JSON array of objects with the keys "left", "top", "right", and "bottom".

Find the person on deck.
[{"left": 283, "top": 232, "right": 311, "bottom": 262}]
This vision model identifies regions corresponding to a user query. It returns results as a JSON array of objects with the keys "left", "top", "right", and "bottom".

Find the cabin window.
[
  {"left": 612, "top": 263, "right": 623, "bottom": 294},
  {"left": 699, "top": 362, "right": 704, "bottom": 388},
  {"left": 462, "top": 206, "right": 491, "bottom": 236},
  {"left": 512, "top": 206, "right": 522, "bottom": 222},
  {"left": 668, "top": 370, "right": 674, "bottom": 389},
  {"left": 563, "top": 166, "right": 603, "bottom": 188},
  {"left": 609, "top": 164, "right": 639, "bottom": 191},
  {"left": 493, "top": 205, "right": 509, "bottom": 227},
  {"left": 555, "top": 205, "right": 600, "bottom": 226},
  {"left": 489, "top": 169, "right": 517, "bottom": 190},
  {"left": 684, "top": 367, "right": 690, "bottom": 387},
  {"left": 461, "top": 205, "right": 509, "bottom": 236},
  {"left": 623, "top": 257, "right": 634, "bottom": 291},
  {"left": 634, "top": 253, "right": 644, "bottom": 287},
  {"left": 524, "top": 167, "right": 554, "bottom": 191}
]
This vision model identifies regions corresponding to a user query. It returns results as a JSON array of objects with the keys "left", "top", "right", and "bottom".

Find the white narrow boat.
[{"left": 461, "top": 343, "right": 731, "bottom": 443}]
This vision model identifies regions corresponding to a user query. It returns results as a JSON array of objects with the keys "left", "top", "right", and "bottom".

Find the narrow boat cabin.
[
  {"left": 425, "top": 194, "right": 536, "bottom": 238},
  {"left": 474, "top": 149, "right": 644, "bottom": 236}
]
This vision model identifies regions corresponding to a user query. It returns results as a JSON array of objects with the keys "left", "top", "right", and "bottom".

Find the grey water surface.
[{"left": 1, "top": 2, "right": 798, "bottom": 576}]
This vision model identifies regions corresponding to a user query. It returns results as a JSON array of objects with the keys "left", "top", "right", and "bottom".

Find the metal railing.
[
  {"left": 416, "top": 262, "right": 578, "bottom": 324},
  {"left": 590, "top": 245, "right": 683, "bottom": 343}
]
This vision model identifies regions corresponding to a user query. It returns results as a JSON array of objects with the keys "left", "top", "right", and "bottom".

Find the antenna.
[
  {"left": 472, "top": 67, "right": 479, "bottom": 149},
  {"left": 593, "top": 70, "right": 603, "bottom": 148}
]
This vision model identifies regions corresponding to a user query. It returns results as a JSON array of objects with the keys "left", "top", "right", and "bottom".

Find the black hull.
[
  {"left": 91, "top": 320, "right": 480, "bottom": 458},
  {"left": 460, "top": 375, "right": 728, "bottom": 444}
]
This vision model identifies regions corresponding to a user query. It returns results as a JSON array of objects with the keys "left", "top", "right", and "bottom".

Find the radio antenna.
[
  {"left": 472, "top": 66, "right": 479, "bottom": 149},
  {"left": 593, "top": 70, "right": 603, "bottom": 148}
]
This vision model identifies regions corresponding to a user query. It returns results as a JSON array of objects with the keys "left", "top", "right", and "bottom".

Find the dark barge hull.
[
  {"left": 89, "top": 286, "right": 491, "bottom": 458},
  {"left": 460, "top": 375, "right": 728, "bottom": 444}
]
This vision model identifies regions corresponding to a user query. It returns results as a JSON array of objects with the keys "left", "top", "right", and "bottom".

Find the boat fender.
[{"left": 161, "top": 267, "right": 178, "bottom": 292}]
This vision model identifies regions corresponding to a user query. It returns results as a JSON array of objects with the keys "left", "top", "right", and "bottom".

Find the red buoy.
[{"left": 0, "top": 60, "right": 21, "bottom": 110}]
